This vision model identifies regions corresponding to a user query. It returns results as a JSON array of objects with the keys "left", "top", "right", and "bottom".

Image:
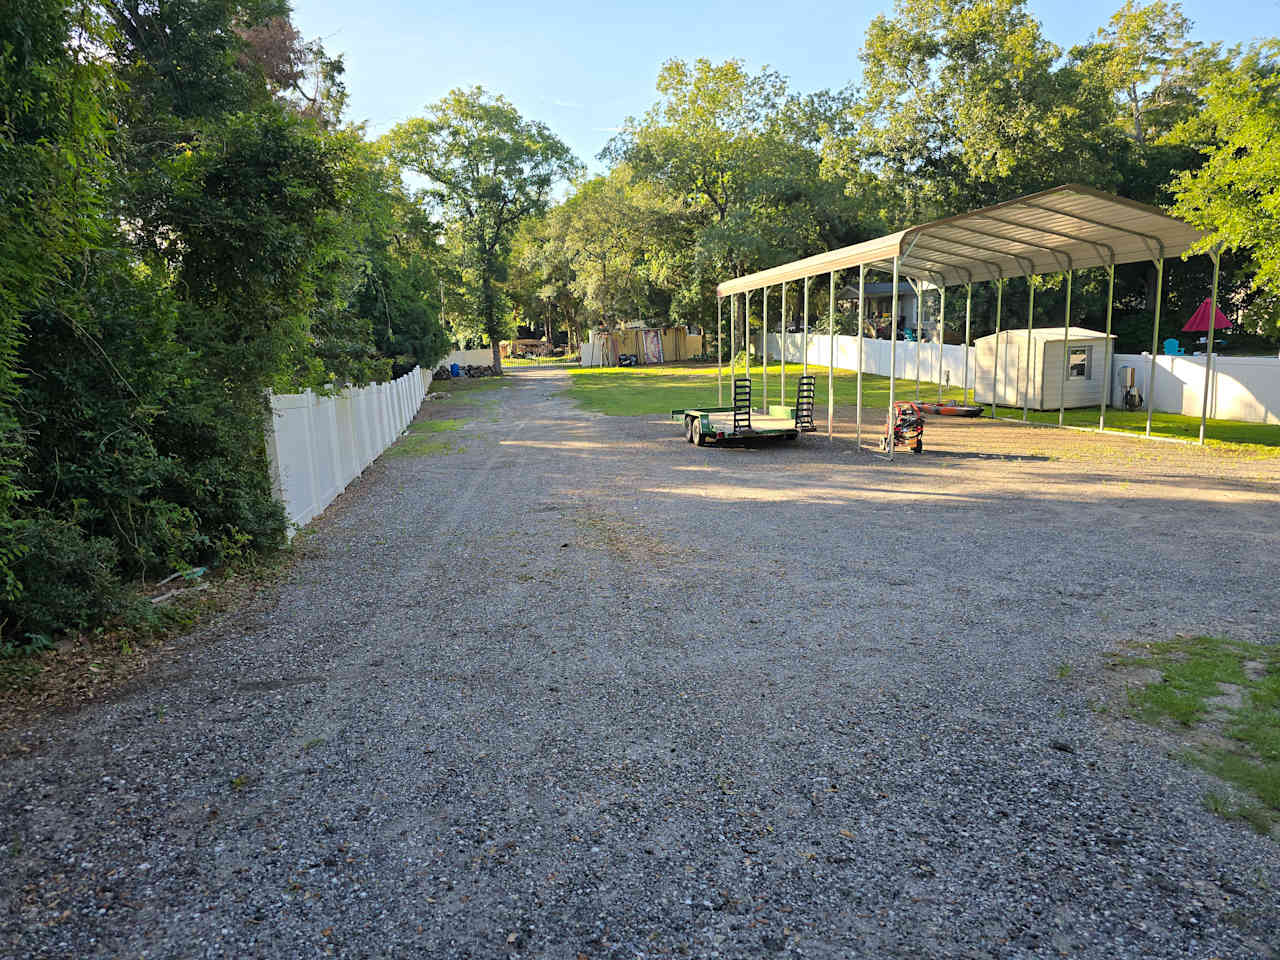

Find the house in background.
[{"left": 828, "top": 281, "right": 927, "bottom": 339}]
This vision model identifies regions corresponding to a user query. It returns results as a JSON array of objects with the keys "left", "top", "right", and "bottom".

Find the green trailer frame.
[
  {"left": 671, "top": 405, "right": 803, "bottom": 446},
  {"left": 671, "top": 374, "right": 815, "bottom": 447}
]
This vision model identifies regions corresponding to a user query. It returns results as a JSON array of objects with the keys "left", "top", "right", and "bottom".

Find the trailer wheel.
[
  {"left": 684, "top": 416, "right": 694, "bottom": 443},
  {"left": 913, "top": 439, "right": 923, "bottom": 454},
  {"left": 692, "top": 419, "right": 706, "bottom": 446}
]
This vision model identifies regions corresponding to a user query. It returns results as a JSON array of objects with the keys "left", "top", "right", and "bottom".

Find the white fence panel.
[
  {"left": 441, "top": 348, "right": 495, "bottom": 369},
  {"left": 266, "top": 367, "right": 429, "bottom": 535},
  {"left": 766, "top": 332, "right": 1278, "bottom": 424},
  {"left": 1113, "top": 353, "right": 1280, "bottom": 425},
  {"left": 770, "top": 333, "right": 978, "bottom": 392}
]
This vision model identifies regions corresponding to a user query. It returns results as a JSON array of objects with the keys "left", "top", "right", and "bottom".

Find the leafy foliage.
[
  {"left": 0, "top": 0, "right": 448, "bottom": 644},
  {"left": 1166, "top": 42, "right": 1280, "bottom": 335},
  {"left": 387, "top": 89, "right": 580, "bottom": 369}
]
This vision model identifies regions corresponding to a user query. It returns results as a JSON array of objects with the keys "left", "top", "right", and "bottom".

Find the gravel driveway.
[{"left": 2, "top": 368, "right": 1278, "bottom": 959}]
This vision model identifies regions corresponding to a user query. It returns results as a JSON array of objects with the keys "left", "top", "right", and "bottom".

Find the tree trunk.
[{"left": 481, "top": 273, "right": 503, "bottom": 375}]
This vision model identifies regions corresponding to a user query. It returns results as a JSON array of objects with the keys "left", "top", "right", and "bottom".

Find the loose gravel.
[{"left": 2, "top": 368, "right": 1278, "bottom": 959}]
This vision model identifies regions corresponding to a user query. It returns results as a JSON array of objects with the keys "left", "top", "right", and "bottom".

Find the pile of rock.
[{"left": 433, "top": 363, "right": 500, "bottom": 380}]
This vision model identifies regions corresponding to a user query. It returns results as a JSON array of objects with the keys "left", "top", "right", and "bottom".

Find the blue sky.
[{"left": 292, "top": 0, "right": 1278, "bottom": 172}]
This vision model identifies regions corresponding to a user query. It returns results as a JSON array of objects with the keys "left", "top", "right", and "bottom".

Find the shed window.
[{"left": 1068, "top": 345, "right": 1093, "bottom": 380}]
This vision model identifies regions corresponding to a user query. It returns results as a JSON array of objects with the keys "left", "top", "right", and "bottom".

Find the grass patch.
[
  {"left": 1120, "top": 634, "right": 1280, "bottom": 834},
  {"left": 407, "top": 418, "right": 463, "bottom": 435},
  {"left": 434, "top": 376, "right": 506, "bottom": 394},
  {"left": 386, "top": 415, "right": 466, "bottom": 458},
  {"left": 504, "top": 356, "right": 579, "bottom": 368},
  {"left": 564, "top": 362, "right": 1280, "bottom": 451},
  {"left": 386, "top": 435, "right": 460, "bottom": 458}
]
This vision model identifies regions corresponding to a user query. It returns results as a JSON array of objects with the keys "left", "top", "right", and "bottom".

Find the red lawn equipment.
[{"left": 881, "top": 401, "right": 925, "bottom": 454}]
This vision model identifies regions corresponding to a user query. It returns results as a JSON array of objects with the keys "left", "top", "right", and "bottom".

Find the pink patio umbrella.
[{"left": 1182, "top": 297, "right": 1230, "bottom": 332}]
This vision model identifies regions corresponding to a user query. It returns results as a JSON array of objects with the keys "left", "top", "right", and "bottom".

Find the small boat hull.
[{"left": 917, "top": 402, "right": 983, "bottom": 418}]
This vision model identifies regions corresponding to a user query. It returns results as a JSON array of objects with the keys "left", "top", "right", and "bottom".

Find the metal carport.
[{"left": 713, "top": 184, "right": 1216, "bottom": 459}]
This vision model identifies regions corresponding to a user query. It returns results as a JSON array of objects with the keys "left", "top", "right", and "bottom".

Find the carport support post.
[
  {"left": 717, "top": 296, "right": 723, "bottom": 405},
  {"left": 936, "top": 286, "right": 945, "bottom": 403},
  {"left": 1144, "top": 258, "right": 1165, "bottom": 437},
  {"left": 762, "top": 285, "right": 769, "bottom": 413},
  {"left": 1022, "top": 277, "right": 1035, "bottom": 422},
  {"left": 802, "top": 278, "right": 809, "bottom": 380},
  {"left": 857, "top": 263, "right": 865, "bottom": 447},
  {"left": 1198, "top": 251, "right": 1221, "bottom": 444},
  {"left": 963, "top": 284, "right": 972, "bottom": 405},
  {"left": 990, "top": 278, "right": 1003, "bottom": 419},
  {"left": 1099, "top": 264, "right": 1115, "bottom": 431},
  {"left": 1058, "top": 271, "right": 1073, "bottom": 427},
  {"left": 913, "top": 280, "right": 922, "bottom": 401},
  {"left": 889, "top": 257, "right": 900, "bottom": 461},
  {"left": 780, "top": 282, "right": 786, "bottom": 405},
  {"left": 745, "top": 289, "right": 752, "bottom": 387},
  {"left": 730, "top": 292, "right": 737, "bottom": 381},
  {"left": 828, "top": 271, "right": 836, "bottom": 441}
]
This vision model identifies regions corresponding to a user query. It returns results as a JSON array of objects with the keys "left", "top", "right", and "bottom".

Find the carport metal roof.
[
  {"left": 711, "top": 183, "right": 1225, "bottom": 453},
  {"left": 715, "top": 184, "right": 1204, "bottom": 295}
]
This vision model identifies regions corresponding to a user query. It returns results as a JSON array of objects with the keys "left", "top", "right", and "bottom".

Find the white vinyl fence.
[
  {"left": 1113, "top": 353, "right": 1280, "bottom": 425},
  {"left": 768, "top": 332, "right": 978, "bottom": 393},
  {"left": 265, "top": 367, "right": 429, "bottom": 533},
  {"left": 767, "top": 332, "right": 1280, "bottom": 424},
  {"left": 441, "top": 348, "right": 494, "bottom": 369}
]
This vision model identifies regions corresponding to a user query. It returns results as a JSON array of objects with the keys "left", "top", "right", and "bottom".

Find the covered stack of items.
[{"left": 584, "top": 327, "right": 705, "bottom": 367}]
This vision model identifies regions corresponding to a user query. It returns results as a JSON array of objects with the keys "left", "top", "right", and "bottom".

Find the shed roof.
[
  {"left": 975, "top": 326, "right": 1115, "bottom": 343},
  {"left": 716, "top": 184, "right": 1204, "bottom": 296}
]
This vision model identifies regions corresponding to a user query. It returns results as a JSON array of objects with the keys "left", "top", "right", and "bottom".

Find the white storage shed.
[{"left": 974, "top": 327, "right": 1114, "bottom": 410}]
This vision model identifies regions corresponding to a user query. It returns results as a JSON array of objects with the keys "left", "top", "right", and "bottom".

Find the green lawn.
[
  {"left": 504, "top": 355, "right": 579, "bottom": 368},
  {"left": 564, "top": 362, "right": 1280, "bottom": 451}
]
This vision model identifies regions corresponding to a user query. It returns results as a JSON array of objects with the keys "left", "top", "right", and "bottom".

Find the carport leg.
[
  {"left": 912, "top": 279, "right": 922, "bottom": 401},
  {"left": 828, "top": 271, "right": 836, "bottom": 441},
  {"left": 745, "top": 289, "right": 752, "bottom": 387},
  {"left": 889, "top": 257, "right": 899, "bottom": 462},
  {"left": 1099, "top": 264, "right": 1114, "bottom": 431},
  {"left": 937, "top": 286, "right": 945, "bottom": 403},
  {"left": 803, "top": 278, "right": 809, "bottom": 380},
  {"left": 762, "top": 285, "right": 769, "bottom": 413},
  {"left": 717, "top": 296, "right": 723, "bottom": 405},
  {"left": 990, "top": 279, "right": 1003, "bottom": 420},
  {"left": 857, "top": 263, "right": 865, "bottom": 448},
  {"left": 1022, "top": 278, "right": 1035, "bottom": 421},
  {"left": 1198, "top": 251, "right": 1220, "bottom": 444},
  {"left": 730, "top": 292, "right": 737, "bottom": 381},
  {"left": 1058, "top": 271, "right": 1072, "bottom": 427},
  {"left": 780, "top": 282, "right": 786, "bottom": 406},
  {"left": 1144, "top": 258, "right": 1165, "bottom": 437},
  {"left": 963, "top": 283, "right": 972, "bottom": 405}
]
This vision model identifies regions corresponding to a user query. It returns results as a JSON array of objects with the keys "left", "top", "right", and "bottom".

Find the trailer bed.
[{"left": 672, "top": 405, "right": 801, "bottom": 445}]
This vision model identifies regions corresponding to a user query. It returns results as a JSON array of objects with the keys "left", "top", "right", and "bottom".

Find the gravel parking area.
[{"left": 2, "top": 368, "right": 1278, "bottom": 959}]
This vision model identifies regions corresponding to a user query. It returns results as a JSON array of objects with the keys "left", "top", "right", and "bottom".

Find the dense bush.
[
  {"left": 0, "top": 0, "right": 448, "bottom": 645},
  {"left": 8, "top": 511, "right": 124, "bottom": 639}
]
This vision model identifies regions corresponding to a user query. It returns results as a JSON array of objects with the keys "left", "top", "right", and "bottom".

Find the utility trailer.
[{"left": 672, "top": 375, "right": 815, "bottom": 447}]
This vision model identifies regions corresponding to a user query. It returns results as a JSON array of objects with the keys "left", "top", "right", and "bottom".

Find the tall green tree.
[
  {"left": 824, "top": 0, "right": 1123, "bottom": 221},
  {"left": 387, "top": 88, "right": 579, "bottom": 371},
  {"left": 1166, "top": 41, "right": 1280, "bottom": 334},
  {"left": 1078, "top": 0, "right": 1222, "bottom": 147},
  {"left": 608, "top": 58, "right": 870, "bottom": 329},
  {"left": 0, "top": 0, "right": 113, "bottom": 601}
]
